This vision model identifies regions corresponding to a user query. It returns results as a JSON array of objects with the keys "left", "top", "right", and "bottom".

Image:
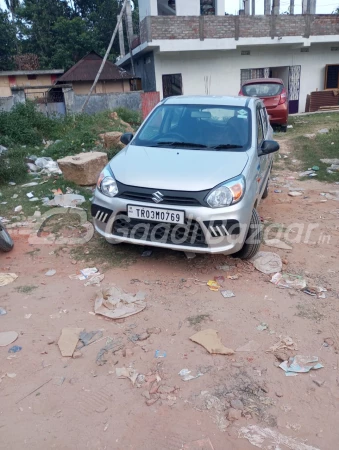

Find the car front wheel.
[{"left": 232, "top": 209, "right": 262, "bottom": 260}]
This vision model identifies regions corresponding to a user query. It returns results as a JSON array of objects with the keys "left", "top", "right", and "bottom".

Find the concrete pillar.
[
  {"left": 309, "top": 0, "right": 316, "bottom": 13},
  {"left": 252, "top": 0, "right": 255, "bottom": 15},
  {"left": 264, "top": 0, "right": 271, "bottom": 15},
  {"left": 302, "top": 0, "right": 307, "bottom": 14},
  {"left": 290, "top": 0, "right": 294, "bottom": 14},
  {"left": 118, "top": 15, "right": 125, "bottom": 57},
  {"left": 272, "top": 0, "right": 280, "bottom": 14},
  {"left": 125, "top": 0, "right": 134, "bottom": 42},
  {"left": 244, "top": 0, "right": 250, "bottom": 15},
  {"left": 215, "top": 0, "right": 225, "bottom": 16}
]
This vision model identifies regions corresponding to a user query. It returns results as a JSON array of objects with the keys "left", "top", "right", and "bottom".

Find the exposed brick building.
[{"left": 118, "top": 0, "right": 339, "bottom": 113}]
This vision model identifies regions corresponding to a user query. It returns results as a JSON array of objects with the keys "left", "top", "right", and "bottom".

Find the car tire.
[
  {"left": 232, "top": 209, "right": 262, "bottom": 260},
  {"left": 281, "top": 125, "right": 287, "bottom": 133},
  {"left": 262, "top": 180, "right": 269, "bottom": 199},
  {"left": 0, "top": 225, "right": 14, "bottom": 252}
]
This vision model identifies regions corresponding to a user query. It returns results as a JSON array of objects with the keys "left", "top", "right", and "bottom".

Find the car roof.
[
  {"left": 162, "top": 95, "right": 252, "bottom": 107},
  {"left": 242, "top": 78, "right": 284, "bottom": 86}
]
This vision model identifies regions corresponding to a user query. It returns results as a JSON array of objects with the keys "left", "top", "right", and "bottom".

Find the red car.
[{"left": 239, "top": 78, "right": 288, "bottom": 132}]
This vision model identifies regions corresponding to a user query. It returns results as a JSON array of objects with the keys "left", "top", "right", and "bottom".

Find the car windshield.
[
  {"left": 133, "top": 104, "right": 252, "bottom": 151},
  {"left": 243, "top": 83, "right": 283, "bottom": 97}
]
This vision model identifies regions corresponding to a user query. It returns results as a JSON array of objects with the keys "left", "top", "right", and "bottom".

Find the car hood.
[{"left": 110, "top": 145, "right": 249, "bottom": 191}]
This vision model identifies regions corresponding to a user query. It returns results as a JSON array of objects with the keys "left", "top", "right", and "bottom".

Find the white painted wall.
[
  {"left": 139, "top": 0, "right": 158, "bottom": 22},
  {"left": 154, "top": 44, "right": 339, "bottom": 112},
  {"left": 215, "top": 0, "right": 225, "bottom": 15},
  {"left": 176, "top": 0, "right": 200, "bottom": 16}
]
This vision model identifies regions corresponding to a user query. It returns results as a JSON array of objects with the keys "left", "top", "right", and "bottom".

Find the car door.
[{"left": 256, "top": 104, "right": 270, "bottom": 195}]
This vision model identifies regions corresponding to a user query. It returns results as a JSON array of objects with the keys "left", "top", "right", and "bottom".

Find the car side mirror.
[
  {"left": 120, "top": 133, "right": 134, "bottom": 145},
  {"left": 259, "top": 140, "right": 280, "bottom": 156}
]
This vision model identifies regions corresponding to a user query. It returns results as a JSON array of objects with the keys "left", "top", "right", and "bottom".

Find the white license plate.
[{"left": 127, "top": 205, "right": 185, "bottom": 224}]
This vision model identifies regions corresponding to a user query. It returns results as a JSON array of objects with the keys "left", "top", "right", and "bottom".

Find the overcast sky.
[{"left": 0, "top": 0, "right": 337, "bottom": 15}]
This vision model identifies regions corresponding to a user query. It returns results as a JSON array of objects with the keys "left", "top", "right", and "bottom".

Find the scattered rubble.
[
  {"left": 279, "top": 355, "right": 323, "bottom": 376},
  {"left": 58, "top": 328, "right": 84, "bottom": 357},
  {"left": 0, "top": 331, "right": 18, "bottom": 347},
  {"left": 251, "top": 252, "right": 282, "bottom": 274},
  {"left": 0, "top": 273, "right": 18, "bottom": 287}
]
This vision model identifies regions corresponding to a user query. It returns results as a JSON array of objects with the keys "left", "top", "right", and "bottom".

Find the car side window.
[
  {"left": 260, "top": 107, "right": 268, "bottom": 137},
  {"left": 257, "top": 108, "right": 264, "bottom": 147}
]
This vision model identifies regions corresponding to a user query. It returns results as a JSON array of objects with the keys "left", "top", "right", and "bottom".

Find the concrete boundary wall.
[
  {"left": 63, "top": 89, "right": 143, "bottom": 115},
  {"left": 0, "top": 96, "right": 14, "bottom": 112}
]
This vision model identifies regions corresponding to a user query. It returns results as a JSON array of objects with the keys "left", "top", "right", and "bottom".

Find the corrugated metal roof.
[
  {"left": 0, "top": 69, "right": 64, "bottom": 76},
  {"left": 309, "top": 90, "right": 339, "bottom": 112},
  {"left": 57, "top": 51, "right": 134, "bottom": 83}
]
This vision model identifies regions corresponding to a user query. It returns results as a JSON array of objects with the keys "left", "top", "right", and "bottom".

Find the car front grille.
[
  {"left": 204, "top": 220, "right": 241, "bottom": 237},
  {"left": 91, "top": 204, "right": 113, "bottom": 224},
  {"left": 118, "top": 192, "right": 201, "bottom": 207},
  {"left": 112, "top": 214, "right": 207, "bottom": 248}
]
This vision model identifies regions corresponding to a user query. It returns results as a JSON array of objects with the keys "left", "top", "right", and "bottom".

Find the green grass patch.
[{"left": 15, "top": 285, "right": 38, "bottom": 294}]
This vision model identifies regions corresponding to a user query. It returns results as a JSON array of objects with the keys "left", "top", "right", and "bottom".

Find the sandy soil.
[{"left": 1, "top": 145, "right": 339, "bottom": 450}]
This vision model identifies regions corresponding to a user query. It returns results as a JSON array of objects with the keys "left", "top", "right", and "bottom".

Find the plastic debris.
[
  {"left": 35, "top": 156, "right": 62, "bottom": 175},
  {"left": 45, "top": 194, "right": 85, "bottom": 208},
  {"left": 270, "top": 273, "right": 307, "bottom": 290},
  {"left": 190, "top": 329, "right": 234, "bottom": 355},
  {"left": 257, "top": 323, "right": 268, "bottom": 331},
  {"left": 26, "top": 192, "right": 34, "bottom": 199},
  {"left": 141, "top": 250, "right": 152, "bottom": 257},
  {"left": 155, "top": 350, "right": 167, "bottom": 358},
  {"left": 279, "top": 355, "right": 324, "bottom": 376},
  {"left": 84, "top": 274, "right": 105, "bottom": 287},
  {"left": 251, "top": 252, "right": 282, "bottom": 274},
  {"left": 318, "top": 128, "right": 329, "bottom": 134},
  {"left": 274, "top": 189, "right": 282, "bottom": 193},
  {"left": 96, "top": 337, "right": 123, "bottom": 366},
  {"left": 178, "top": 368, "right": 203, "bottom": 382},
  {"left": 116, "top": 367, "right": 139, "bottom": 385},
  {"left": 288, "top": 191, "right": 303, "bottom": 197},
  {"left": 207, "top": 280, "right": 220, "bottom": 291},
  {"left": 0, "top": 144, "right": 8, "bottom": 155},
  {"left": 0, "top": 273, "right": 18, "bottom": 287},
  {"left": 239, "top": 425, "right": 320, "bottom": 450},
  {"left": 77, "top": 330, "right": 104, "bottom": 349},
  {"left": 70, "top": 268, "right": 104, "bottom": 286},
  {"left": 14, "top": 205, "right": 22, "bottom": 212},
  {"left": 0, "top": 307, "right": 7, "bottom": 315},
  {"left": 7, "top": 373, "right": 17, "bottom": 378},
  {"left": 312, "top": 166, "right": 320, "bottom": 171},
  {"left": 227, "top": 274, "right": 239, "bottom": 280},
  {"left": 302, "top": 286, "right": 327, "bottom": 299},
  {"left": 21, "top": 182, "right": 39, "bottom": 188},
  {"left": 264, "top": 238, "right": 292, "bottom": 250},
  {"left": 8, "top": 345, "right": 22, "bottom": 353},
  {"left": 45, "top": 269, "right": 56, "bottom": 277},
  {"left": 0, "top": 331, "right": 18, "bottom": 347},
  {"left": 94, "top": 285, "right": 147, "bottom": 319},
  {"left": 57, "top": 328, "right": 84, "bottom": 357},
  {"left": 220, "top": 290, "right": 235, "bottom": 298},
  {"left": 287, "top": 125, "right": 293, "bottom": 129}
]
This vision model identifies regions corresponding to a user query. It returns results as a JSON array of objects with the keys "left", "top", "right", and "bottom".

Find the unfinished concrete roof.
[{"left": 57, "top": 51, "right": 134, "bottom": 83}]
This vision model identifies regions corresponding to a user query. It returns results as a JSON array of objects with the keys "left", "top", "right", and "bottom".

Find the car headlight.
[
  {"left": 96, "top": 167, "right": 118, "bottom": 198},
  {"left": 206, "top": 175, "right": 245, "bottom": 208}
]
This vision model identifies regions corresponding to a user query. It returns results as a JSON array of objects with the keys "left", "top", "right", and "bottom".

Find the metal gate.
[
  {"left": 288, "top": 65, "right": 301, "bottom": 114},
  {"left": 25, "top": 89, "right": 66, "bottom": 117}
]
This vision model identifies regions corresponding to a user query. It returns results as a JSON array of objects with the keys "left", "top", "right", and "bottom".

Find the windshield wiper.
[
  {"left": 211, "top": 144, "right": 243, "bottom": 150},
  {"left": 150, "top": 141, "right": 207, "bottom": 148}
]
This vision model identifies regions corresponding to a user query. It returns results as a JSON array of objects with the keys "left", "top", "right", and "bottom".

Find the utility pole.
[
  {"left": 81, "top": 0, "right": 128, "bottom": 112},
  {"left": 125, "top": 0, "right": 135, "bottom": 76},
  {"left": 290, "top": 0, "right": 294, "bottom": 14},
  {"left": 251, "top": 0, "right": 255, "bottom": 16},
  {"left": 118, "top": 14, "right": 125, "bottom": 57},
  {"left": 264, "top": 0, "right": 271, "bottom": 15}
]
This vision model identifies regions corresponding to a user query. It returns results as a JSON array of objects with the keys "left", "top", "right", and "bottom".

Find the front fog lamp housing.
[
  {"left": 97, "top": 168, "right": 118, "bottom": 198},
  {"left": 207, "top": 176, "right": 245, "bottom": 208}
]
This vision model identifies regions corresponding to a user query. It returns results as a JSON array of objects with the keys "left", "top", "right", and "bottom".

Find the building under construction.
[{"left": 118, "top": 0, "right": 339, "bottom": 113}]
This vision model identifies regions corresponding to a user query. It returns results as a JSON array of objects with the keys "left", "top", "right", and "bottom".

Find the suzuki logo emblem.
[{"left": 152, "top": 191, "right": 164, "bottom": 203}]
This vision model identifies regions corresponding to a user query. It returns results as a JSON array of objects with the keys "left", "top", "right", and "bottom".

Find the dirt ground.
[{"left": 1, "top": 138, "right": 339, "bottom": 450}]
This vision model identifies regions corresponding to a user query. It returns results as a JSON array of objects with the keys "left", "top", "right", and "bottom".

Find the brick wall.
[{"left": 140, "top": 14, "right": 339, "bottom": 42}]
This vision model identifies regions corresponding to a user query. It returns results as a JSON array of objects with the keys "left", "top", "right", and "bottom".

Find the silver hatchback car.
[{"left": 92, "top": 96, "right": 279, "bottom": 259}]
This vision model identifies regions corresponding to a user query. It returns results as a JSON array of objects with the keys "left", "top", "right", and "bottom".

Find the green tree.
[{"left": 0, "top": 8, "right": 16, "bottom": 70}]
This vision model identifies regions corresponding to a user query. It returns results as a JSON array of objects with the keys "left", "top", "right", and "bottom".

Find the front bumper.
[{"left": 91, "top": 189, "right": 254, "bottom": 255}]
